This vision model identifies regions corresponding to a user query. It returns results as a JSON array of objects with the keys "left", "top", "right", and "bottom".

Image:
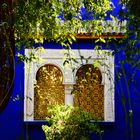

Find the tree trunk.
[{"left": 0, "top": 0, "right": 15, "bottom": 111}]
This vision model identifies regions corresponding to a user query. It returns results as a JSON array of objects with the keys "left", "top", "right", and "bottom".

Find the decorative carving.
[
  {"left": 74, "top": 64, "right": 104, "bottom": 120},
  {"left": 34, "top": 64, "right": 64, "bottom": 120}
]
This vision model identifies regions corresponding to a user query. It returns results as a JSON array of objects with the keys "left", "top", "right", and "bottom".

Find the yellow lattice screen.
[
  {"left": 34, "top": 64, "right": 64, "bottom": 120},
  {"left": 74, "top": 64, "right": 104, "bottom": 120}
]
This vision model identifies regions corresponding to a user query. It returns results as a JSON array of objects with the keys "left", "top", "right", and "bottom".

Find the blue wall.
[
  {"left": 0, "top": 0, "right": 140, "bottom": 140},
  {"left": 0, "top": 40, "right": 140, "bottom": 140}
]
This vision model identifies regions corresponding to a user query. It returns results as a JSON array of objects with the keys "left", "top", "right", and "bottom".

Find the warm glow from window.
[
  {"left": 74, "top": 64, "right": 104, "bottom": 120},
  {"left": 34, "top": 64, "right": 64, "bottom": 120}
]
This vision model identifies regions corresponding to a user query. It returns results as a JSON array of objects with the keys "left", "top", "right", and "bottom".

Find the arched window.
[
  {"left": 74, "top": 64, "right": 104, "bottom": 120},
  {"left": 34, "top": 64, "right": 64, "bottom": 120},
  {"left": 24, "top": 49, "right": 114, "bottom": 122}
]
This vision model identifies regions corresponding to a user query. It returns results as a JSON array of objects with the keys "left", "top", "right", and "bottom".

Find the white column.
[{"left": 65, "top": 84, "right": 74, "bottom": 105}]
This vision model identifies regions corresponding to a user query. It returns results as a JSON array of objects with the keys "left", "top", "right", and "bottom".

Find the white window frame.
[{"left": 24, "top": 49, "right": 114, "bottom": 122}]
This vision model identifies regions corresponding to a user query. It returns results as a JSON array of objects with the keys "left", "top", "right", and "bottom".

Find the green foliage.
[
  {"left": 84, "top": 0, "right": 112, "bottom": 17},
  {"left": 120, "top": 0, "right": 140, "bottom": 17},
  {"left": 42, "top": 105, "right": 102, "bottom": 140},
  {"left": 0, "top": 1, "right": 15, "bottom": 111},
  {"left": 13, "top": 0, "right": 113, "bottom": 48}
]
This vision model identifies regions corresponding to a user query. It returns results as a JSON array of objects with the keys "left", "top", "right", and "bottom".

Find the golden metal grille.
[
  {"left": 34, "top": 64, "right": 64, "bottom": 120},
  {"left": 74, "top": 64, "right": 104, "bottom": 120}
]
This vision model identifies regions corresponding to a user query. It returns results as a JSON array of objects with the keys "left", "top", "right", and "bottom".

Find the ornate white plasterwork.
[{"left": 24, "top": 49, "right": 114, "bottom": 122}]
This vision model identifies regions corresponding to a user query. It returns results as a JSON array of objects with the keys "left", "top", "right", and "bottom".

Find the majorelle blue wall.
[
  {"left": 0, "top": 40, "right": 140, "bottom": 140},
  {"left": 0, "top": 1, "right": 140, "bottom": 140}
]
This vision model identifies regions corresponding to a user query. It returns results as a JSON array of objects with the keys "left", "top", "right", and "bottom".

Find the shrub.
[{"left": 42, "top": 105, "right": 101, "bottom": 140}]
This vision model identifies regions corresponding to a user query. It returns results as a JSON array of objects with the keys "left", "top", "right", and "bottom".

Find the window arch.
[
  {"left": 34, "top": 64, "right": 64, "bottom": 120},
  {"left": 74, "top": 64, "right": 104, "bottom": 120},
  {"left": 24, "top": 49, "right": 114, "bottom": 122}
]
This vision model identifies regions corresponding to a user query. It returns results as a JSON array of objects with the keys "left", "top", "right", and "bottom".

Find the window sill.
[{"left": 24, "top": 120, "right": 115, "bottom": 126}]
